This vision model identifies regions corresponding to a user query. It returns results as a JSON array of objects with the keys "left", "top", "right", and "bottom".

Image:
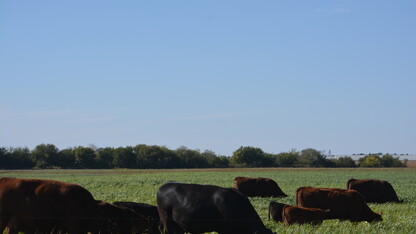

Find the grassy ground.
[{"left": 1, "top": 168, "right": 415, "bottom": 233}]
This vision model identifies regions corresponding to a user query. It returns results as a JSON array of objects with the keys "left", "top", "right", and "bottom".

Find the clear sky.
[{"left": 1, "top": 1, "right": 415, "bottom": 156}]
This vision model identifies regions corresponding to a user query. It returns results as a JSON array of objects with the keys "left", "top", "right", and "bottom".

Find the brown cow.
[
  {"left": 0, "top": 177, "right": 147, "bottom": 234},
  {"left": 268, "top": 201, "right": 330, "bottom": 225},
  {"left": 347, "top": 178, "right": 403, "bottom": 203},
  {"left": 296, "top": 186, "right": 382, "bottom": 223},
  {"left": 281, "top": 204, "right": 330, "bottom": 226},
  {"left": 233, "top": 177, "right": 287, "bottom": 197}
]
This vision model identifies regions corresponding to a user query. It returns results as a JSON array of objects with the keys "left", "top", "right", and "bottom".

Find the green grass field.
[{"left": 1, "top": 168, "right": 415, "bottom": 233}]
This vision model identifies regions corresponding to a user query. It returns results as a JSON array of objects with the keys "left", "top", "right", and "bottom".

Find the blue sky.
[{"left": 1, "top": 1, "right": 415, "bottom": 156}]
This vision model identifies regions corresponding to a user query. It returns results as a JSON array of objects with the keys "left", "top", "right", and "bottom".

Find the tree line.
[{"left": 0, "top": 144, "right": 407, "bottom": 169}]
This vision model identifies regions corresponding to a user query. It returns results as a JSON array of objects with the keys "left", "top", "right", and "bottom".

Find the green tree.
[
  {"left": 8, "top": 147, "right": 34, "bottom": 169},
  {"left": 331, "top": 156, "right": 356, "bottom": 167},
  {"left": 134, "top": 145, "right": 181, "bottom": 169},
  {"left": 57, "top": 148, "right": 76, "bottom": 168},
  {"left": 96, "top": 147, "right": 115, "bottom": 168},
  {"left": 175, "top": 146, "right": 209, "bottom": 168},
  {"left": 0, "top": 147, "right": 11, "bottom": 169},
  {"left": 380, "top": 154, "right": 406, "bottom": 167},
  {"left": 299, "top": 148, "right": 331, "bottom": 167},
  {"left": 73, "top": 146, "right": 96, "bottom": 168},
  {"left": 113, "top": 147, "right": 137, "bottom": 168},
  {"left": 201, "top": 150, "right": 230, "bottom": 168},
  {"left": 358, "top": 155, "right": 382, "bottom": 167},
  {"left": 230, "top": 146, "right": 268, "bottom": 167},
  {"left": 31, "top": 144, "right": 59, "bottom": 168},
  {"left": 274, "top": 152, "right": 299, "bottom": 167}
]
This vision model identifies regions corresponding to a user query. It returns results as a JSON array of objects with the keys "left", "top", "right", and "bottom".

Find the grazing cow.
[
  {"left": 0, "top": 177, "right": 147, "bottom": 234},
  {"left": 233, "top": 177, "right": 287, "bottom": 198},
  {"left": 347, "top": 178, "right": 403, "bottom": 203},
  {"left": 96, "top": 200, "right": 149, "bottom": 234},
  {"left": 113, "top": 201, "right": 160, "bottom": 234},
  {"left": 268, "top": 201, "right": 285, "bottom": 222},
  {"left": 157, "top": 182, "right": 274, "bottom": 234},
  {"left": 296, "top": 186, "right": 382, "bottom": 223},
  {"left": 281, "top": 204, "right": 330, "bottom": 226}
]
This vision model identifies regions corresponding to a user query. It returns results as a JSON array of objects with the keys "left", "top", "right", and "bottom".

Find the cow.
[
  {"left": 0, "top": 177, "right": 147, "bottom": 234},
  {"left": 296, "top": 186, "right": 382, "bottom": 223},
  {"left": 157, "top": 182, "right": 274, "bottom": 234},
  {"left": 281, "top": 204, "right": 330, "bottom": 226},
  {"left": 233, "top": 177, "right": 287, "bottom": 198},
  {"left": 347, "top": 178, "right": 403, "bottom": 203},
  {"left": 268, "top": 201, "right": 285, "bottom": 222},
  {"left": 268, "top": 201, "right": 330, "bottom": 225},
  {"left": 113, "top": 201, "right": 160, "bottom": 234},
  {"left": 96, "top": 200, "right": 149, "bottom": 234}
]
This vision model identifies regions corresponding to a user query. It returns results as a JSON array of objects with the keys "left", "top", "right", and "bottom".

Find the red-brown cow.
[
  {"left": 233, "top": 177, "right": 287, "bottom": 197},
  {"left": 281, "top": 204, "right": 330, "bottom": 226},
  {"left": 347, "top": 178, "right": 403, "bottom": 203},
  {"left": 296, "top": 186, "right": 382, "bottom": 223},
  {"left": 0, "top": 177, "right": 147, "bottom": 234}
]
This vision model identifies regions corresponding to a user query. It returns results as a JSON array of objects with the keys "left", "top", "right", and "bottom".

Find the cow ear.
[{"left": 378, "top": 212, "right": 384, "bottom": 215}]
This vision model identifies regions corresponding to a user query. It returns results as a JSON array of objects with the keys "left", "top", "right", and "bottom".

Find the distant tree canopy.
[
  {"left": 0, "top": 144, "right": 408, "bottom": 169},
  {"left": 358, "top": 154, "right": 407, "bottom": 168}
]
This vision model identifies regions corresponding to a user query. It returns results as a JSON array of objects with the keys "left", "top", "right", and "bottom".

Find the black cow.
[
  {"left": 268, "top": 201, "right": 285, "bottom": 222},
  {"left": 157, "top": 182, "right": 274, "bottom": 234},
  {"left": 113, "top": 201, "right": 160, "bottom": 234}
]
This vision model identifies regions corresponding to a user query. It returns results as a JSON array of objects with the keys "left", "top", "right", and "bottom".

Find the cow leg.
[
  {"left": 65, "top": 223, "right": 82, "bottom": 234},
  {"left": 163, "top": 219, "right": 184, "bottom": 234},
  {"left": 0, "top": 223, "right": 6, "bottom": 234},
  {"left": 5, "top": 226, "right": 18, "bottom": 234}
]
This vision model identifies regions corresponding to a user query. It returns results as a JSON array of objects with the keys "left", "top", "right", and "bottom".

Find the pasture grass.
[{"left": 1, "top": 168, "right": 415, "bottom": 233}]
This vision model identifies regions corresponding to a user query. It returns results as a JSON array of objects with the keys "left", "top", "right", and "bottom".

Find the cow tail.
[{"left": 295, "top": 188, "right": 302, "bottom": 206}]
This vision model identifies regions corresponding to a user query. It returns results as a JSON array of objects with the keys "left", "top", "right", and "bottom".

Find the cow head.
[{"left": 366, "top": 211, "right": 383, "bottom": 222}]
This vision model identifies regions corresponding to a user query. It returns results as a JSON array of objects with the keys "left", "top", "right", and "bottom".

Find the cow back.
[
  {"left": 282, "top": 204, "right": 329, "bottom": 226},
  {"left": 234, "top": 177, "right": 287, "bottom": 197},
  {"left": 296, "top": 186, "right": 382, "bottom": 222},
  {"left": 0, "top": 177, "right": 99, "bottom": 233},
  {"left": 157, "top": 182, "right": 273, "bottom": 234},
  {"left": 113, "top": 201, "right": 160, "bottom": 234},
  {"left": 347, "top": 178, "right": 401, "bottom": 203}
]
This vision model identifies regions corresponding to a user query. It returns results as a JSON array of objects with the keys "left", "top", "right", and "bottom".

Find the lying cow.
[
  {"left": 0, "top": 177, "right": 147, "bottom": 234},
  {"left": 296, "top": 186, "right": 382, "bottom": 223},
  {"left": 96, "top": 200, "right": 149, "bottom": 234},
  {"left": 282, "top": 204, "right": 330, "bottom": 226},
  {"left": 233, "top": 177, "right": 287, "bottom": 197},
  {"left": 347, "top": 178, "right": 403, "bottom": 203},
  {"left": 113, "top": 201, "right": 160, "bottom": 234},
  {"left": 268, "top": 201, "right": 330, "bottom": 226},
  {"left": 157, "top": 182, "right": 274, "bottom": 234}
]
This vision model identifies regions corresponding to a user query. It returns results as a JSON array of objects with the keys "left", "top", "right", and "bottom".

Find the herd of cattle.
[{"left": 0, "top": 176, "right": 403, "bottom": 234}]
